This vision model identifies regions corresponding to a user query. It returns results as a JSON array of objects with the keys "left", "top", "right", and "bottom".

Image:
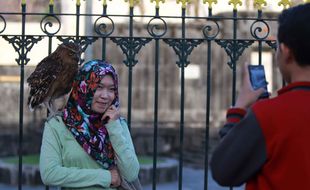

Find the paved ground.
[{"left": 0, "top": 167, "right": 244, "bottom": 190}]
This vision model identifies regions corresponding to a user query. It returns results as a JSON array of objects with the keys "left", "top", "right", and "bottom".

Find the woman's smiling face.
[{"left": 91, "top": 75, "right": 116, "bottom": 114}]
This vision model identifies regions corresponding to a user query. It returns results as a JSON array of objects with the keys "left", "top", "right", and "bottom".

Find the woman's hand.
[
  {"left": 102, "top": 105, "right": 120, "bottom": 123},
  {"left": 110, "top": 168, "right": 121, "bottom": 188}
]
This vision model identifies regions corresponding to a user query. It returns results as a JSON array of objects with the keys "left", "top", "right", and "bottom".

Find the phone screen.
[{"left": 248, "top": 65, "right": 269, "bottom": 98}]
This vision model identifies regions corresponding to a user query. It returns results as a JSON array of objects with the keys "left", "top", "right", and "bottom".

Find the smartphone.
[{"left": 248, "top": 65, "right": 269, "bottom": 99}]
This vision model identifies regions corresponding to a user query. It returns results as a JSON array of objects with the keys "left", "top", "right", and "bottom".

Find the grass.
[
  {"left": 3, "top": 154, "right": 39, "bottom": 165},
  {"left": 138, "top": 155, "right": 164, "bottom": 165},
  {"left": 2, "top": 154, "right": 162, "bottom": 165}
]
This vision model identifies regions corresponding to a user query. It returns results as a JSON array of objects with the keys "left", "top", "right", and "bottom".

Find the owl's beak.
[
  {"left": 75, "top": 48, "right": 82, "bottom": 63},
  {"left": 75, "top": 54, "right": 81, "bottom": 63}
]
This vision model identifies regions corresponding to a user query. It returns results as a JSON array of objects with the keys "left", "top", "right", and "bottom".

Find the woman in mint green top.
[{"left": 39, "top": 60, "right": 140, "bottom": 190}]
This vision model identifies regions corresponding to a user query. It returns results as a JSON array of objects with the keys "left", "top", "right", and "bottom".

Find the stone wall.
[
  {"left": 0, "top": 126, "right": 43, "bottom": 157},
  {"left": 131, "top": 122, "right": 221, "bottom": 167}
]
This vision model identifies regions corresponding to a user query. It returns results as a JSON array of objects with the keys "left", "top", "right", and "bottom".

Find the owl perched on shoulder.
[{"left": 27, "top": 42, "right": 81, "bottom": 119}]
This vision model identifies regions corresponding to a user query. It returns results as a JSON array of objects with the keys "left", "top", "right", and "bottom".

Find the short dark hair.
[{"left": 277, "top": 3, "right": 310, "bottom": 66}]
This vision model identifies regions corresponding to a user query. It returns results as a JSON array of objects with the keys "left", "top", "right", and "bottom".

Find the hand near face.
[
  {"left": 110, "top": 168, "right": 121, "bottom": 188},
  {"left": 102, "top": 105, "right": 120, "bottom": 123}
]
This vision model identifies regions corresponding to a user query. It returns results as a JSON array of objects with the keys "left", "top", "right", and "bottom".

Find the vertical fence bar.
[
  {"left": 204, "top": 8, "right": 213, "bottom": 190},
  {"left": 152, "top": 8, "right": 160, "bottom": 190},
  {"left": 101, "top": 5, "right": 107, "bottom": 60},
  {"left": 258, "top": 10, "right": 262, "bottom": 65},
  {"left": 18, "top": 3, "right": 26, "bottom": 190},
  {"left": 44, "top": 6, "right": 54, "bottom": 190},
  {"left": 127, "top": 6, "right": 134, "bottom": 130},
  {"left": 152, "top": 38, "right": 159, "bottom": 190},
  {"left": 204, "top": 36, "right": 211, "bottom": 190},
  {"left": 48, "top": 3, "right": 54, "bottom": 56},
  {"left": 45, "top": 38, "right": 53, "bottom": 190},
  {"left": 232, "top": 9, "right": 237, "bottom": 106},
  {"left": 178, "top": 7, "right": 186, "bottom": 190},
  {"left": 42, "top": 3, "right": 56, "bottom": 190},
  {"left": 101, "top": 38, "right": 107, "bottom": 60},
  {"left": 76, "top": 3, "right": 80, "bottom": 41},
  {"left": 230, "top": 8, "right": 238, "bottom": 190}
]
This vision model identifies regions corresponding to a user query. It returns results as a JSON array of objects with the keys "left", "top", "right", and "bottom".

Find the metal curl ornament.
[
  {"left": 147, "top": 17, "right": 167, "bottom": 38},
  {"left": 250, "top": 20, "right": 270, "bottom": 40},
  {"left": 94, "top": 16, "right": 114, "bottom": 37},
  {"left": 0, "top": 15, "right": 6, "bottom": 34},
  {"left": 40, "top": 15, "right": 61, "bottom": 35},
  {"left": 202, "top": 20, "right": 220, "bottom": 40}
]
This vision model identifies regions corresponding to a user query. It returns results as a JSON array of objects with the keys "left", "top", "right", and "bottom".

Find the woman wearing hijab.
[{"left": 39, "top": 60, "right": 140, "bottom": 189}]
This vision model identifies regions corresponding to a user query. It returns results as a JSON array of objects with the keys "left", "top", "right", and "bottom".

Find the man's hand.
[
  {"left": 102, "top": 105, "right": 120, "bottom": 123},
  {"left": 234, "top": 63, "right": 267, "bottom": 109},
  {"left": 110, "top": 168, "right": 121, "bottom": 188}
]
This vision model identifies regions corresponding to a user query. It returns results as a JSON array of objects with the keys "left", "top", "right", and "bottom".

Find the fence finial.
[
  {"left": 100, "top": 0, "right": 112, "bottom": 6},
  {"left": 125, "top": 0, "right": 140, "bottom": 7},
  {"left": 151, "top": 0, "right": 165, "bottom": 8},
  {"left": 278, "top": 0, "right": 291, "bottom": 9},
  {"left": 74, "top": 0, "right": 85, "bottom": 6},
  {"left": 254, "top": 0, "right": 267, "bottom": 10},
  {"left": 229, "top": 0, "right": 242, "bottom": 10},
  {"left": 176, "top": 0, "right": 191, "bottom": 9},
  {"left": 203, "top": 0, "right": 218, "bottom": 9}
]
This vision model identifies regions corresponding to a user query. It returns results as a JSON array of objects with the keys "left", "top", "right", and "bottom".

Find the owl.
[{"left": 27, "top": 42, "right": 81, "bottom": 118}]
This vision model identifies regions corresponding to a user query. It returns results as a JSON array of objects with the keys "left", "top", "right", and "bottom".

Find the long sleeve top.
[
  {"left": 210, "top": 82, "right": 310, "bottom": 190},
  {"left": 39, "top": 116, "right": 140, "bottom": 190}
]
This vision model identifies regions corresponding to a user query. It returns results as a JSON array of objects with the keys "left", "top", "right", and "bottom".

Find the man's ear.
[{"left": 279, "top": 43, "right": 294, "bottom": 63}]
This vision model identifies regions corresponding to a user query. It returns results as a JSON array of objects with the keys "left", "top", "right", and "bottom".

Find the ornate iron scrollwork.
[
  {"left": 202, "top": 20, "right": 220, "bottom": 40},
  {"left": 250, "top": 20, "right": 270, "bottom": 40},
  {"left": 2, "top": 35, "right": 43, "bottom": 65},
  {"left": 57, "top": 36, "right": 98, "bottom": 63},
  {"left": 40, "top": 14, "right": 61, "bottom": 36},
  {"left": 0, "top": 15, "right": 6, "bottom": 34},
  {"left": 163, "top": 39, "right": 203, "bottom": 67},
  {"left": 94, "top": 16, "right": 114, "bottom": 37},
  {"left": 110, "top": 37, "right": 152, "bottom": 67},
  {"left": 147, "top": 17, "right": 167, "bottom": 38},
  {"left": 215, "top": 39, "right": 254, "bottom": 68},
  {"left": 265, "top": 40, "right": 277, "bottom": 51}
]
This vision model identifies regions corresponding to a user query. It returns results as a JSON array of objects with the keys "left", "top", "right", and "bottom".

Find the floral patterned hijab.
[{"left": 62, "top": 60, "right": 119, "bottom": 169}]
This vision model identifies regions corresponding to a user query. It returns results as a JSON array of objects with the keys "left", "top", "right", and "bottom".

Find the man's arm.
[{"left": 210, "top": 108, "right": 267, "bottom": 186}]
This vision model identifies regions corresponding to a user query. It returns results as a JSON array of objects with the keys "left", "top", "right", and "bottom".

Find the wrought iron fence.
[{"left": 0, "top": 0, "right": 306, "bottom": 190}]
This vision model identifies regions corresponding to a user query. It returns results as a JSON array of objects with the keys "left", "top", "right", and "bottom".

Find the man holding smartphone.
[{"left": 211, "top": 4, "right": 310, "bottom": 190}]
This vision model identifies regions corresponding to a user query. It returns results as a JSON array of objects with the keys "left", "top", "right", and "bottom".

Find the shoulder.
[
  {"left": 44, "top": 116, "right": 67, "bottom": 133},
  {"left": 252, "top": 97, "right": 278, "bottom": 115},
  {"left": 251, "top": 97, "right": 280, "bottom": 134}
]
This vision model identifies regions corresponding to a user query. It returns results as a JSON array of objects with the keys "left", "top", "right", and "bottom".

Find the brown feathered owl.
[{"left": 27, "top": 42, "right": 81, "bottom": 118}]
